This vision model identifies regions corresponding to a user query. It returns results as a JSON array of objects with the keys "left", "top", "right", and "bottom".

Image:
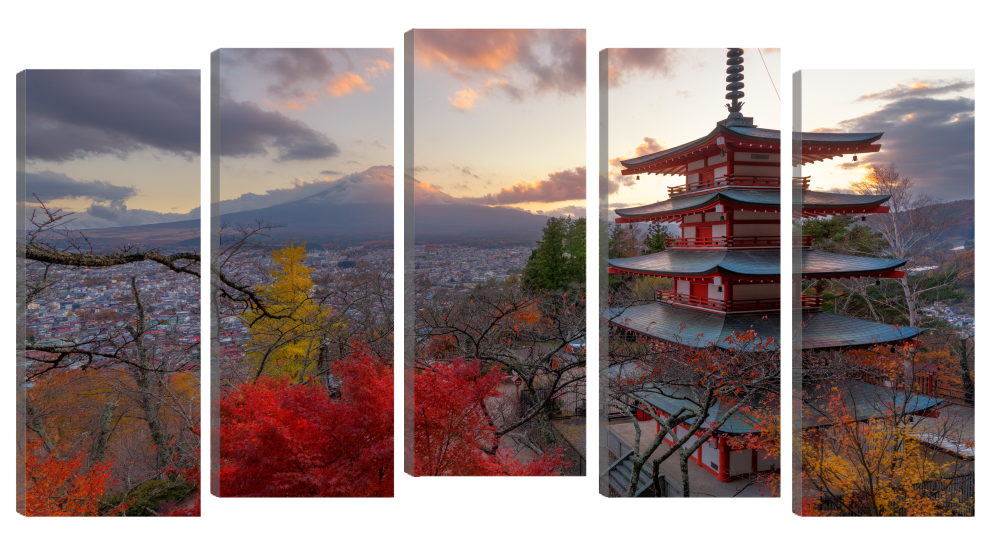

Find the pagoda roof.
[
  {"left": 634, "top": 386, "right": 768, "bottom": 434},
  {"left": 614, "top": 190, "right": 891, "bottom": 221},
  {"left": 798, "top": 310, "right": 922, "bottom": 349},
  {"left": 615, "top": 189, "right": 779, "bottom": 219},
  {"left": 604, "top": 303, "right": 779, "bottom": 350},
  {"left": 619, "top": 123, "right": 883, "bottom": 175},
  {"left": 607, "top": 250, "right": 906, "bottom": 278},
  {"left": 803, "top": 379, "right": 941, "bottom": 428},
  {"left": 800, "top": 250, "right": 908, "bottom": 277},
  {"left": 605, "top": 303, "right": 922, "bottom": 351},
  {"left": 609, "top": 250, "right": 780, "bottom": 277}
]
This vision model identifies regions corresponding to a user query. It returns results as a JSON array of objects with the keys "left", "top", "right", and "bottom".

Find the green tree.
[
  {"left": 523, "top": 216, "right": 586, "bottom": 292},
  {"left": 643, "top": 222, "right": 673, "bottom": 254}
]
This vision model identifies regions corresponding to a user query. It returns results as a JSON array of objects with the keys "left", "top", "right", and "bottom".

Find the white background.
[{"left": 2, "top": 1, "right": 994, "bottom": 539}]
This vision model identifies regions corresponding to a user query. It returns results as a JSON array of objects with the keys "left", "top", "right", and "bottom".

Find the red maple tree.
[
  {"left": 219, "top": 344, "right": 393, "bottom": 497},
  {"left": 413, "top": 357, "right": 565, "bottom": 476},
  {"left": 24, "top": 440, "right": 129, "bottom": 516}
]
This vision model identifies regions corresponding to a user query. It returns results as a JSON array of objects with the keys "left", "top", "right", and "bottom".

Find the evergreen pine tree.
[{"left": 643, "top": 222, "right": 672, "bottom": 254}]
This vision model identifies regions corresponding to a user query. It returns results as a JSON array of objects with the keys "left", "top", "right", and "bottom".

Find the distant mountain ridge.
[{"left": 68, "top": 167, "right": 559, "bottom": 249}]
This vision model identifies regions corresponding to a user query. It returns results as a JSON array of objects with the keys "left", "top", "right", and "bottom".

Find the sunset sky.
[
  {"left": 799, "top": 70, "right": 974, "bottom": 201},
  {"left": 411, "top": 29, "right": 586, "bottom": 218},
  {"left": 22, "top": 70, "right": 200, "bottom": 229},
  {"left": 218, "top": 48, "right": 394, "bottom": 214},
  {"left": 606, "top": 48, "right": 781, "bottom": 211}
]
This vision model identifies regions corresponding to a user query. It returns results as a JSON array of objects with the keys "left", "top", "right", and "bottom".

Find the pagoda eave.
[
  {"left": 620, "top": 125, "right": 779, "bottom": 176},
  {"left": 801, "top": 269, "right": 906, "bottom": 280},
  {"left": 798, "top": 204, "right": 890, "bottom": 218},
  {"left": 796, "top": 143, "right": 881, "bottom": 165},
  {"left": 615, "top": 204, "right": 779, "bottom": 224},
  {"left": 608, "top": 266, "right": 779, "bottom": 281}
]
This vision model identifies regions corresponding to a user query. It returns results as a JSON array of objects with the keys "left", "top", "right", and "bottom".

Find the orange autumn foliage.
[{"left": 24, "top": 440, "right": 128, "bottom": 516}]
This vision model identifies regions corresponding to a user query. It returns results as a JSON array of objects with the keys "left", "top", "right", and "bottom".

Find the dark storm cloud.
[
  {"left": 21, "top": 170, "right": 137, "bottom": 206},
  {"left": 833, "top": 92, "right": 974, "bottom": 200},
  {"left": 19, "top": 170, "right": 197, "bottom": 229},
  {"left": 226, "top": 49, "right": 335, "bottom": 98},
  {"left": 855, "top": 79, "right": 974, "bottom": 102},
  {"left": 82, "top": 203, "right": 198, "bottom": 228},
  {"left": 220, "top": 97, "right": 340, "bottom": 161},
  {"left": 25, "top": 70, "right": 200, "bottom": 162}
]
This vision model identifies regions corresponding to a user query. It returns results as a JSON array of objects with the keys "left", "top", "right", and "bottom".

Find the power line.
[{"left": 758, "top": 48, "right": 780, "bottom": 102}]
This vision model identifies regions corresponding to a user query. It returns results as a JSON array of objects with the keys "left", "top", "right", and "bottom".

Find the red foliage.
[
  {"left": 219, "top": 344, "right": 393, "bottom": 497},
  {"left": 414, "top": 358, "right": 564, "bottom": 476},
  {"left": 24, "top": 440, "right": 128, "bottom": 516}
]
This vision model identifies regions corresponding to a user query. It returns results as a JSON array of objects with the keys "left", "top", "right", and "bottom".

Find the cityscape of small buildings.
[
  {"left": 414, "top": 245, "right": 532, "bottom": 302},
  {"left": 25, "top": 259, "right": 200, "bottom": 351}
]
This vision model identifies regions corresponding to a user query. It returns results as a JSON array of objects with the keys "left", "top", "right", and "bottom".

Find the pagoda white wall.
[
  {"left": 676, "top": 280, "right": 690, "bottom": 295},
  {"left": 734, "top": 152, "right": 779, "bottom": 163},
  {"left": 687, "top": 172, "right": 699, "bottom": 185},
  {"left": 732, "top": 283, "right": 780, "bottom": 301},
  {"left": 683, "top": 214, "right": 703, "bottom": 223},
  {"left": 730, "top": 449, "right": 753, "bottom": 475},
  {"left": 733, "top": 223, "right": 779, "bottom": 237},
  {"left": 714, "top": 166, "right": 727, "bottom": 179},
  {"left": 687, "top": 159, "right": 705, "bottom": 171},
  {"left": 734, "top": 164, "right": 779, "bottom": 177},
  {"left": 708, "top": 283, "right": 724, "bottom": 301},
  {"left": 683, "top": 227, "right": 695, "bottom": 238},
  {"left": 702, "top": 441, "right": 720, "bottom": 471},
  {"left": 707, "top": 153, "right": 726, "bottom": 166},
  {"left": 733, "top": 210, "right": 770, "bottom": 220},
  {"left": 712, "top": 224, "right": 727, "bottom": 237}
]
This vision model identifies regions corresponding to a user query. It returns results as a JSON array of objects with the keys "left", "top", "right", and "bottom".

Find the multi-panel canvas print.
[
  {"left": 792, "top": 70, "right": 975, "bottom": 516},
  {"left": 16, "top": 70, "right": 202, "bottom": 515},
  {"left": 210, "top": 49, "right": 394, "bottom": 497},
  {"left": 599, "top": 48, "right": 781, "bottom": 497},
  {"left": 404, "top": 29, "right": 586, "bottom": 476}
]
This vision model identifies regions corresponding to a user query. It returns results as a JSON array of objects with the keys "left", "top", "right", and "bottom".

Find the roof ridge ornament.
[{"left": 721, "top": 48, "right": 755, "bottom": 128}]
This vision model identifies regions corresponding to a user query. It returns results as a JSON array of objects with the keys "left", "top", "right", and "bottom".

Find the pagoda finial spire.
[{"left": 725, "top": 48, "right": 745, "bottom": 119}]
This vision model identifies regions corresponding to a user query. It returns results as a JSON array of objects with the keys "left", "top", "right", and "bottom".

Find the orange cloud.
[
  {"left": 467, "top": 167, "right": 586, "bottom": 205},
  {"left": 415, "top": 29, "right": 523, "bottom": 73},
  {"left": 326, "top": 72, "right": 372, "bottom": 97},
  {"left": 365, "top": 59, "right": 393, "bottom": 79},
  {"left": 415, "top": 29, "right": 585, "bottom": 100},
  {"left": 607, "top": 137, "right": 668, "bottom": 193},
  {"left": 448, "top": 87, "right": 480, "bottom": 111}
]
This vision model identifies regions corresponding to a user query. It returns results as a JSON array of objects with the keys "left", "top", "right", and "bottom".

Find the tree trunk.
[
  {"left": 129, "top": 277, "right": 174, "bottom": 475},
  {"left": 954, "top": 339, "right": 975, "bottom": 405},
  {"left": 900, "top": 276, "right": 919, "bottom": 328},
  {"left": 88, "top": 401, "right": 117, "bottom": 468},
  {"left": 680, "top": 450, "right": 691, "bottom": 498}
]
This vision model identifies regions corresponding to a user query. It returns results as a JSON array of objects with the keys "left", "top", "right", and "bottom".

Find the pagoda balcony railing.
[
  {"left": 667, "top": 174, "right": 780, "bottom": 197},
  {"left": 793, "top": 176, "right": 811, "bottom": 190},
  {"left": 801, "top": 294, "right": 823, "bottom": 310},
  {"left": 664, "top": 235, "right": 814, "bottom": 249},
  {"left": 657, "top": 291, "right": 781, "bottom": 312}
]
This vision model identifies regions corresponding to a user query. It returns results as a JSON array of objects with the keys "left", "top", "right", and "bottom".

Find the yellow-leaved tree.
[{"left": 243, "top": 243, "right": 332, "bottom": 382}]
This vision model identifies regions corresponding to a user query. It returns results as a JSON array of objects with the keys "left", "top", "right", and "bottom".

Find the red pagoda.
[{"left": 604, "top": 48, "right": 923, "bottom": 492}]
